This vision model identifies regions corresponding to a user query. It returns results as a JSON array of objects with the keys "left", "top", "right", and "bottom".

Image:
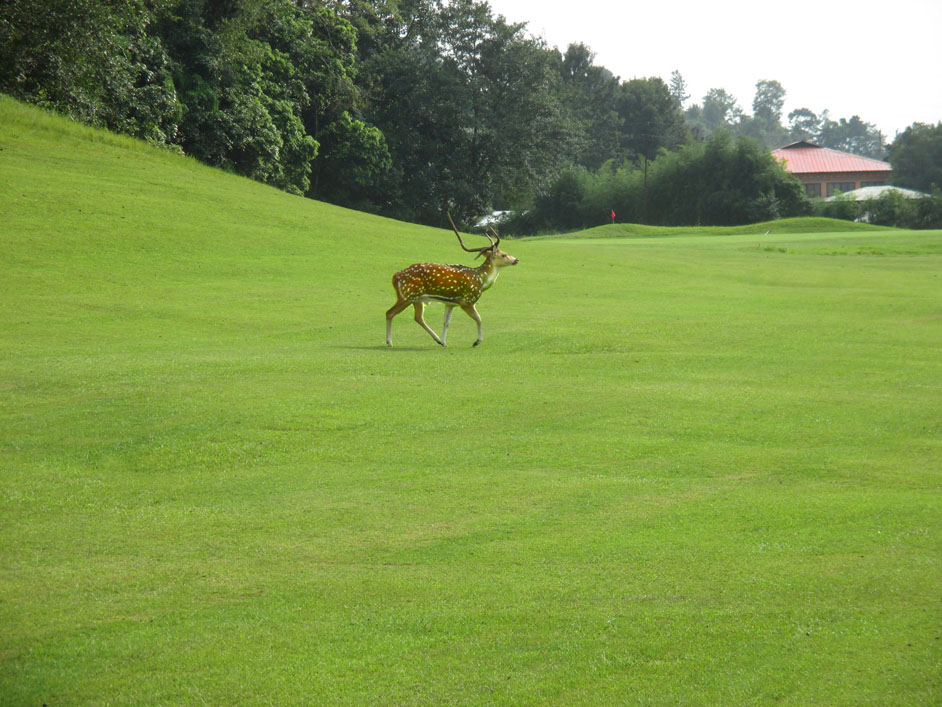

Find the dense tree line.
[
  {"left": 0, "top": 0, "right": 688, "bottom": 226},
  {"left": 2, "top": 0, "right": 937, "bottom": 231},
  {"left": 508, "top": 131, "right": 809, "bottom": 233},
  {"left": 677, "top": 77, "right": 887, "bottom": 159}
]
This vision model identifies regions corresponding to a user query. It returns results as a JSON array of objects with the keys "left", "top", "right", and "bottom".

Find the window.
[
  {"left": 804, "top": 183, "right": 821, "bottom": 198},
  {"left": 860, "top": 181, "right": 885, "bottom": 187},
  {"left": 827, "top": 182, "right": 856, "bottom": 197}
]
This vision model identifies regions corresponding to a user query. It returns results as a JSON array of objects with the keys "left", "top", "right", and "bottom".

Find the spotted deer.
[{"left": 385, "top": 214, "right": 519, "bottom": 347}]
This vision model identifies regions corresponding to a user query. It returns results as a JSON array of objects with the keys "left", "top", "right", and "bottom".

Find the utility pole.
[{"left": 641, "top": 155, "right": 648, "bottom": 225}]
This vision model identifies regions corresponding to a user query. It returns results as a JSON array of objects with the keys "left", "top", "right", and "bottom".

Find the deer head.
[{"left": 448, "top": 213, "right": 519, "bottom": 269}]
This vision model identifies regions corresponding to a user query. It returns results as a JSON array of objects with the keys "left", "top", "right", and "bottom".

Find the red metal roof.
[{"left": 771, "top": 142, "right": 892, "bottom": 174}]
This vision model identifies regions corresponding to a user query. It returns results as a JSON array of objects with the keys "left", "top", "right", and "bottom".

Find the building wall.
[{"left": 792, "top": 171, "right": 891, "bottom": 198}]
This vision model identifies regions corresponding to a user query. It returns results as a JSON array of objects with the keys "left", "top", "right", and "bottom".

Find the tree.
[
  {"left": 738, "top": 79, "right": 789, "bottom": 148},
  {"left": 787, "top": 107, "right": 820, "bottom": 142},
  {"left": 785, "top": 106, "right": 886, "bottom": 158},
  {"left": 155, "top": 0, "right": 318, "bottom": 194},
  {"left": 309, "top": 111, "right": 391, "bottom": 210},
  {"left": 698, "top": 88, "right": 743, "bottom": 133},
  {"left": 463, "top": 8, "right": 574, "bottom": 208},
  {"left": 614, "top": 77, "right": 686, "bottom": 162},
  {"left": 668, "top": 70, "right": 689, "bottom": 109},
  {"left": 354, "top": 0, "right": 574, "bottom": 224},
  {"left": 559, "top": 43, "right": 619, "bottom": 170},
  {"left": 153, "top": 0, "right": 369, "bottom": 196},
  {"left": 559, "top": 49, "right": 686, "bottom": 171},
  {"left": 533, "top": 166, "right": 589, "bottom": 231},
  {"left": 888, "top": 122, "right": 942, "bottom": 192},
  {"left": 752, "top": 79, "right": 785, "bottom": 124},
  {"left": 817, "top": 113, "right": 885, "bottom": 159}
]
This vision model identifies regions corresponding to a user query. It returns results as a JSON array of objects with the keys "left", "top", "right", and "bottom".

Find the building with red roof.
[{"left": 771, "top": 141, "right": 893, "bottom": 199}]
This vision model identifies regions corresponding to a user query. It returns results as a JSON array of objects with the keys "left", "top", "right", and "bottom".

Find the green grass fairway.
[
  {"left": 560, "top": 216, "right": 895, "bottom": 239},
  {"left": 2, "top": 96, "right": 940, "bottom": 704}
]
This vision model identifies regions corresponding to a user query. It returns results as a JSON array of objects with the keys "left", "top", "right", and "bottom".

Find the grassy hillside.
[
  {"left": 2, "top": 96, "right": 940, "bottom": 704},
  {"left": 560, "top": 217, "right": 893, "bottom": 240}
]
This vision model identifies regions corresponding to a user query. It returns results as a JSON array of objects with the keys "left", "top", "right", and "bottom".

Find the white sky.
[{"left": 485, "top": 0, "right": 942, "bottom": 139}]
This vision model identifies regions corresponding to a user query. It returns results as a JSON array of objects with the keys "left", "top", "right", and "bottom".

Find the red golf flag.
[{"left": 610, "top": 209, "right": 616, "bottom": 220}]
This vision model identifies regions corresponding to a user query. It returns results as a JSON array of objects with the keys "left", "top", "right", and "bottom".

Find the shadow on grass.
[{"left": 334, "top": 345, "right": 450, "bottom": 352}]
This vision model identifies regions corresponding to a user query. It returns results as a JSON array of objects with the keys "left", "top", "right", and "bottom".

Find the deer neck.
[{"left": 476, "top": 258, "right": 501, "bottom": 291}]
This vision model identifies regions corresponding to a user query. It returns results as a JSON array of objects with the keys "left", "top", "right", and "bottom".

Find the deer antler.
[{"left": 448, "top": 213, "right": 494, "bottom": 254}]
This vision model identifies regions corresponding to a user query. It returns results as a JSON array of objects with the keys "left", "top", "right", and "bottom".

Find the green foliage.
[
  {"left": 817, "top": 112, "right": 885, "bottom": 159},
  {"left": 785, "top": 108, "right": 887, "bottom": 157},
  {"left": 556, "top": 48, "right": 687, "bottom": 171},
  {"left": 527, "top": 132, "right": 810, "bottom": 232},
  {"left": 354, "top": 0, "right": 574, "bottom": 224},
  {"left": 813, "top": 194, "right": 860, "bottom": 222},
  {"left": 646, "top": 131, "right": 809, "bottom": 225},
  {"left": 533, "top": 166, "right": 589, "bottom": 231},
  {"left": 615, "top": 76, "right": 687, "bottom": 161},
  {"left": 559, "top": 43, "right": 620, "bottom": 170},
  {"left": 866, "top": 190, "right": 912, "bottom": 227},
  {"left": 683, "top": 79, "right": 885, "bottom": 157},
  {"left": 688, "top": 87, "right": 743, "bottom": 134},
  {"left": 752, "top": 79, "right": 786, "bottom": 124},
  {"left": 668, "top": 69, "right": 689, "bottom": 108},
  {"left": 787, "top": 107, "right": 821, "bottom": 142},
  {"left": 888, "top": 121, "right": 942, "bottom": 192},
  {"left": 910, "top": 189, "right": 942, "bottom": 228},
  {"left": 0, "top": 0, "right": 181, "bottom": 143},
  {"left": 355, "top": 25, "right": 467, "bottom": 222},
  {"left": 739, "top": 80, "right": 789, "bottom": 149},
  {"left": 813, "top": 189, "right": 942, "bottom": 230},
  {"left": 312, "top": 110, "right": 391, "bottom": 209},
  {"left": 156, "top": 0, "right": 340, "bottom": 195}
]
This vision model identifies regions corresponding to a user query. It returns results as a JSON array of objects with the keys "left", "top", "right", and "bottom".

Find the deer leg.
[
  {"left": 413, "top": 302, "right": 445, "bottom": 346},
  {"left": 441, "top": 305, "right": 456, "bottom": 346},
  {"left": 460, "top": 304, "right": 483, "bottom": 346},
  {"left": 385, "top": 299, "right": 409, "bottom": 346}
]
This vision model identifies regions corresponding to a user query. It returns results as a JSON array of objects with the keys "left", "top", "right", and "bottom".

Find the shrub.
[{"left": 811, "top": 190, "right": 942, "bottom": 229}]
